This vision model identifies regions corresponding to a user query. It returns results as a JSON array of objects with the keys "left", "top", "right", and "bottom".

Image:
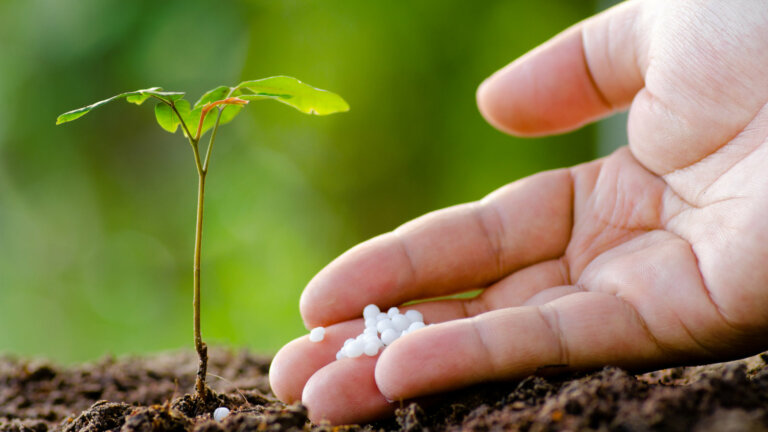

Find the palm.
[
  {"left": 560, "top": 141, "right": 767, "bottom": 370},
  {"left": 270, "top": 0, "right": 768, "bottom": 425}
]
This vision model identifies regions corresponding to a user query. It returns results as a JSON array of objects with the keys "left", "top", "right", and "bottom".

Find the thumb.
[{"left": 477, "top": 1, "right": 645, "bottom": 137}]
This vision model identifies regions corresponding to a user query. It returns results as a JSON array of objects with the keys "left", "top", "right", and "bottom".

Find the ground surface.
[{"left": 1, "top": 348, "right": 767, "bottom": 431}]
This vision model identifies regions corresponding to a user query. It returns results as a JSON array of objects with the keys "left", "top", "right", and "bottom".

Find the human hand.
[{"left": 270, "top": 0, "right": 768, "bottom": 424}]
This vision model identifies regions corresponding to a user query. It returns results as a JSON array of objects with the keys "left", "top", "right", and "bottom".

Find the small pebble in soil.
[
  {"left": 336, "top": 304, "right": 427, "bottom": 360},
  {"left": 309, "top": 327, "right": 325, "bottom": 342},
  {"left": 213, "top": 407, "right": 230, "bottom": 422}
]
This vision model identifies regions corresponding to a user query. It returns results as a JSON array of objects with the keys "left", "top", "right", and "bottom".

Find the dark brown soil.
[{"left": 1, "top": 348, "right": 767, "bottom": 432}]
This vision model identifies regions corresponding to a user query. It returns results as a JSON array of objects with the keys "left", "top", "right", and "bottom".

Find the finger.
[
  {"left": 279, "top": 258, "right": 574, "bottom": 423},
  {"left": 269, "top": 319, "right": 364, "bottom": 403},
  {"left": 413, "top": 258, "right": 573, "bottom": 321},
  {"left": 375, "top": 291, "right": 664, "bottom": 401},
  {"left": 302, "top": 356, "right": 394, "bottom": 424},
  {"left": 469, "top": 258, "right": 572, "bottom": 311},
  {"left": 300, "top": 168, "right": 575, "bottom": 328},
  {"left": 477, "top": 1, "right": 645, "bottom": 136}
]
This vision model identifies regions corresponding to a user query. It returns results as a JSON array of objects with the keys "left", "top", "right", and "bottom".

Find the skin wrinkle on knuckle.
[
  {"left": 473, "top": 201, "right": 507, "bottom": 281},
  {"left": 563, "top": 167, "right": 577, "bottom": 251},
  {"left": 621, "top": 1, "right": 648, "bottom": 99},
  {"left": 682, "top": 239, "right": 746, "bottom": 334},
  {"left": 460, "top": 300, "right": 475, "bottom": 320},
  {"left": 391, "top": 229, "right": 419, "bottom": 292},
  {"left": 580, "top": 25, "right": 613, "bottom": 111},
  {"left": 613, "top": 293, "right": 669, "bottom": 358},
  {"left": 469, "top": 317, "right": 504, "bottom": 379},
  {"left": 672, "top": 307, "right": 720, "bottom": 358},
  {"left": 582, "top": 0, "right": 644, "bottom": 106},
  {"left": 557, "top": 256, "right": 573, "bottom": 286},
  {"left": 537, "top": 304, "right": 570, "bottom": 367}
]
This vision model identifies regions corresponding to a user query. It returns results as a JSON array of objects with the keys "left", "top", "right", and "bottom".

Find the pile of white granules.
[{"left": 308, "top": 304, "right": 429, "bottom": 359}]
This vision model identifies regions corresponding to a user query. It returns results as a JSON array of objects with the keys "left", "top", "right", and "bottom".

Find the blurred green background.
[{"left": 0, "top": 0, "right": 618, "bottom": 363}]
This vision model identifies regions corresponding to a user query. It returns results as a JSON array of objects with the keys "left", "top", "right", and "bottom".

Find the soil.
[{"left": 1, "top": 348, "right": 767, "bottom": 432}]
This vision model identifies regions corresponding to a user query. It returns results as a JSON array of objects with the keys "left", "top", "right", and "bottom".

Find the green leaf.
[
  {"left": 56, "top": 88, "right": 185, "bottom": 125},
  {"left": 174, "top": 99, "right": 194, "bottom": 135},
  {"left": 218, "top": 104, "right": 244, "bottom": 126},
  {"left": 190, "top": 88, "right": 248, "bottom": 137},
  {"left": 192, "top": 86, "right": 244, "bottom": 136},
  {"left": 154, "top": 103, "right": 178, "bottom": 133},
  {"left": 235, "top": 76, "right": 349, "bottom": 115},
  {"left": 127, "top": 90, "right": 184, "bottom": 105},
  {"left": 191, "top": 107, "right": 214, "bottom": 138},
  {"left": 194, "top": 86, "right": 231, "bottom": 109},
  {"left": 189, "top": 102, "right": 244, "bottom": 138},
  {"left": 153, "top": 99, "right": 199, "bottom": 136}
]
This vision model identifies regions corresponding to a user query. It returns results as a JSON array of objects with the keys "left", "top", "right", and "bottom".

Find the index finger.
[{"left": 300, "top": 168, "right": 577, "bottom": 328}]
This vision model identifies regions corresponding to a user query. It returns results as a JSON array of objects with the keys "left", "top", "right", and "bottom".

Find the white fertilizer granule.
[
  {"left": 335, "top": 304, "right": 427, "bottom": 360},
  {"left": 407, "top": 321, "right": 425, "bottom": 332},
  {"left": 309, "top": 327, "right": 325, "bottom": 342},
  {"left": 376, "top": 318, "right": 394, "bottom": 334},
  {"left": 344, "top": 340, "right": 365, "bottom": 358},
  {"left": 391, "top": 314, "right": 410, "bottom": 332},
  {"left": 405, "top": 309, "right": 423, "bottom": 323},
  {"left": 363, "top": 341, "right": 381, "bottom": 356},
  {"left": 380, "top": 328, "right": 399, "bottom": 345},
  {"left": 363, "top": 304, "right": 380, "bottom": 319},
  {"left": 213, "top": 407, "right": 230, "bottom": 422}
]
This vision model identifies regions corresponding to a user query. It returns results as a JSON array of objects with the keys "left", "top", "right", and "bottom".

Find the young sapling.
[{"left": 56, "top": 76, "right": 348, "bottom": 401}]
